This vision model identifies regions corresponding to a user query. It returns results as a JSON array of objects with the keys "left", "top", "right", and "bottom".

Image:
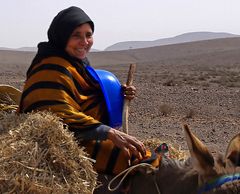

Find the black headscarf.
[
  {"left": 27, "top": 6, "right": 94, "bottom": 77},
  {"left": 48, "top": 6, "right": 94, "bottom": 49}
]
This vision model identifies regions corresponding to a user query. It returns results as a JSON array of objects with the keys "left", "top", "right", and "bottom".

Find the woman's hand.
[
  {"left": 122, "top": 84, "right": 136, "bottom": 100},
  {"left": 107, "top": 128, "right": 146, "bottom": 160}
]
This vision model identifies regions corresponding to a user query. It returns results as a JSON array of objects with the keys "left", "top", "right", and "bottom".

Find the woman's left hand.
[{"left": 122, "top": 84, "right": 136, "bottom": 100}]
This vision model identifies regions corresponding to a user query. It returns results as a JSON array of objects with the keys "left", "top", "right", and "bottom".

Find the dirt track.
[{"left": 1, "top": 38, "right": 240, "bottom": 155}]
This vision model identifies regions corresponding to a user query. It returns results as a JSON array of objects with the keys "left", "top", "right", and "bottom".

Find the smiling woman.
[
  {"left": 18, "top": 6, "right": 160, "bottom": 184},
  {"left": 65, "top": 23, "right": 93, "bottom": 60}
]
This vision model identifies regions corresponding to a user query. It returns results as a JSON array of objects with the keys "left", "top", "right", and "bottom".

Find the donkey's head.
[
  {"left": 184, "top": 124, "right": 240, "bottom": 194},
  {"left": 129, "top": 124, "right": 240, "bottom": 194}
]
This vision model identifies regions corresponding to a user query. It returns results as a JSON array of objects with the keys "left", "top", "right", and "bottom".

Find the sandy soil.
[{"left": 1, "top": 37, "right": 240, "bottom": 155}]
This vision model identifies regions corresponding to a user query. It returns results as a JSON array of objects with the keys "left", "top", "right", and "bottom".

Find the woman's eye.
[
  {"left": 72, "top": 34, "right": 81, "bottom": 38},
  {"left": 86, "top": 33, "right": 92, "bottom": 39},
  {"left": 71, "top": 32, "right": 92, "bottom": 40}
]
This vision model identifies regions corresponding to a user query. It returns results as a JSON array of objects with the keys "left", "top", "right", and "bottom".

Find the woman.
[{"left": 19, "top": 6, "right": 158, "bottom": 175}]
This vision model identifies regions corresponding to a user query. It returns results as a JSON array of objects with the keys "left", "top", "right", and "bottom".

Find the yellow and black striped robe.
[
  {"left": 19, "top": 56, "right": 132, "bottom": 174},
  {"left": 19, "top": 56, "right": 106, "bottom": 130},
  {"left": 19, "top": 56, "right": 161, "bottom": 174}
]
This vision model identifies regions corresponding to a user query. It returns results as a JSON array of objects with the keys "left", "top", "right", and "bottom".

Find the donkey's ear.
[
  {"left": 183, "top": 124, "right": 216, "bottom": 177},
  {"left": 225, "top": 133, "right": 240, "bottom": 167}
]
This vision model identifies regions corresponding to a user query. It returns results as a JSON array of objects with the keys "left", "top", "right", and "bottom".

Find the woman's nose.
[{"left": 80, "top": 36, "right": 88, "bottom": 45}]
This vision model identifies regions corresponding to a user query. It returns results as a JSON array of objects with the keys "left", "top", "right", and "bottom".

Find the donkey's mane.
[
  {"left": 161, "top": 155, "right": 196, "bottom": 175},
  {"left": 161, "top": 155, "right": 189, "bottom": 169}
]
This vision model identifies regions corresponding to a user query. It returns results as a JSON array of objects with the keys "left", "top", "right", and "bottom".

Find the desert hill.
[
  {"left": 1, "top": 37, "right": 240, "bottom": 72},
  {"left": 105, "top": 31, "right": 240, "bottom": 51},
  {"left": 89, "top": 37, "right": 240, "bottom": 65},
  {"left": 1, "top": 32, "right": 239, "bottom": 52}
]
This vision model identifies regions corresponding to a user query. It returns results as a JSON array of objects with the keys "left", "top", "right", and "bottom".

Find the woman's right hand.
[
  {"left": 122, "top": 84, "right": 136, "bottom": 100},
  {"left": 107, "top": 128, "right": 146, "bottom": 160}
]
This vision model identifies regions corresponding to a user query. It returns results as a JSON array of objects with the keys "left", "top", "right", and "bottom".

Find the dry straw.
[
  {"left": 143, "top": 138, "right": 188, "bottom": 161},
  {"left": 0, "top": 86, "right": 188, "bottom": 193},
  {"left": 0, "top": 110, "right": 97, "bottom": 194}
]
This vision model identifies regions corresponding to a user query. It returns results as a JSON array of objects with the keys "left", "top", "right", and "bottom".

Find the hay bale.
[{"left": 0, "top": 111, "right": 97, "bottom": 194}]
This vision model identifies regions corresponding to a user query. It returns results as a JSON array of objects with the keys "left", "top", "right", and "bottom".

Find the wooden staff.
[{"left": 122, "top": 63, "right": 136, "bottom": 134}]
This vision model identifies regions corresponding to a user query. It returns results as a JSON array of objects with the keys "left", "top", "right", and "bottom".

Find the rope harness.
[
  {"left": 107, "top": 143, "right": 170, "bottom": 193},
  {"left": 108, "top": 163, "right": 161, "bottom": 194}
]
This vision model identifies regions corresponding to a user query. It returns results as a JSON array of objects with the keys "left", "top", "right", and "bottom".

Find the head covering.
[
  {"left": 48, "top": 6, "right": 94, "bottom": 49},
  {"left": 27, "top": 6, "right": 94, "bottom": 76}
]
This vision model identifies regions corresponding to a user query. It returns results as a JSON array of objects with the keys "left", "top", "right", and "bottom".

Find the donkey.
[
  {"left": 128, "top": 124, "right": 240, "bottom": 194},
  {"left": 95, "top": 124, "right": 240, "bottom": 194}
]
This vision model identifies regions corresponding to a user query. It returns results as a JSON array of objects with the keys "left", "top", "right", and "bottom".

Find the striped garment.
[
  {"left": 19, "top": 56, "right": 106, "bottom": 126},
  {"left": 19, "top": 56, "right": 161, "bottom": 174}
]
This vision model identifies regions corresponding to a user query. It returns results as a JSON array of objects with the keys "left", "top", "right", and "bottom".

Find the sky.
[{"left": 1, "top": 0, "right": 240, "bottom": 50}]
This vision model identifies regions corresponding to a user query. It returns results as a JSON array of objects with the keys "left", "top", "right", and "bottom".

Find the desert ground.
[{"left": 1, "top": 37, "right": 240, "bottom": 155}]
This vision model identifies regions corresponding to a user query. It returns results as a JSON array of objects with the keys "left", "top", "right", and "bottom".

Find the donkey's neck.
[{"left": 156, "top": 156, "right": 199, "bottom": 194}]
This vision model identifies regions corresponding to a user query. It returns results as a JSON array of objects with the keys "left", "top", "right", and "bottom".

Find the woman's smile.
[{"left": 65, "top": 23, "right": 93, "bottom": 60}]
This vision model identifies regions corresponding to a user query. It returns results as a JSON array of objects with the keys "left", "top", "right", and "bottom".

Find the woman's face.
[{"left": 65, "top": 23, "right": 93, "bottom": 60}]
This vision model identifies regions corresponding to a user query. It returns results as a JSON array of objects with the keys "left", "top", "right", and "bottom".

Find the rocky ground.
[
  {"left": 102, "top": 60, "right": 240, "bottom": 154},
  {"left": 1, "top": 38, "right": 240, "bottom": 156}
]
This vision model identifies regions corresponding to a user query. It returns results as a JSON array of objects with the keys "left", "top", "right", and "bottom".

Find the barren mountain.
[{"left": 105, "top": 31, "right": 240, "bottom": 51}]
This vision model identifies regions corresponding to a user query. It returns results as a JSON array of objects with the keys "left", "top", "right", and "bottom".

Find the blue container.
[{"left": 86, "top": 65, "right": 123, "bottom": 128}]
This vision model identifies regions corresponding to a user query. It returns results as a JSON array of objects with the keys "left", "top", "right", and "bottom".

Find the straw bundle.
[
  {"left": 0, "top": 111, "right": 97, "bottom": 194},
  {"left": 0, "top": 84, "right": 187, "bottom": 193}
]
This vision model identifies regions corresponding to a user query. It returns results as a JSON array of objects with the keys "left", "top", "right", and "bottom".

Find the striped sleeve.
[{"left": 19, "top": 56, "right": 110, "bottom": 140}]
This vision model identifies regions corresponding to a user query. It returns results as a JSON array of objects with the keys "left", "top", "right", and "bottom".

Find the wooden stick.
[{"left": 122, "top": 63, "right": 136, "bottom": 134}]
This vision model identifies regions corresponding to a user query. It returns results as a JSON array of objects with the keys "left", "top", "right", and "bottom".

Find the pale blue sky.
[{"left": 1, "top": 0, "right": 240, "bottom": 50}]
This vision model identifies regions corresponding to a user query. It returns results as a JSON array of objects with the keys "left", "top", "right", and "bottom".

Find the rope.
[
  {"left": 153, "top": 173, "right": 161, "bottom": 194},
  {"left": 107, "top": 163, "right": 161, "bottom": 193}
]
